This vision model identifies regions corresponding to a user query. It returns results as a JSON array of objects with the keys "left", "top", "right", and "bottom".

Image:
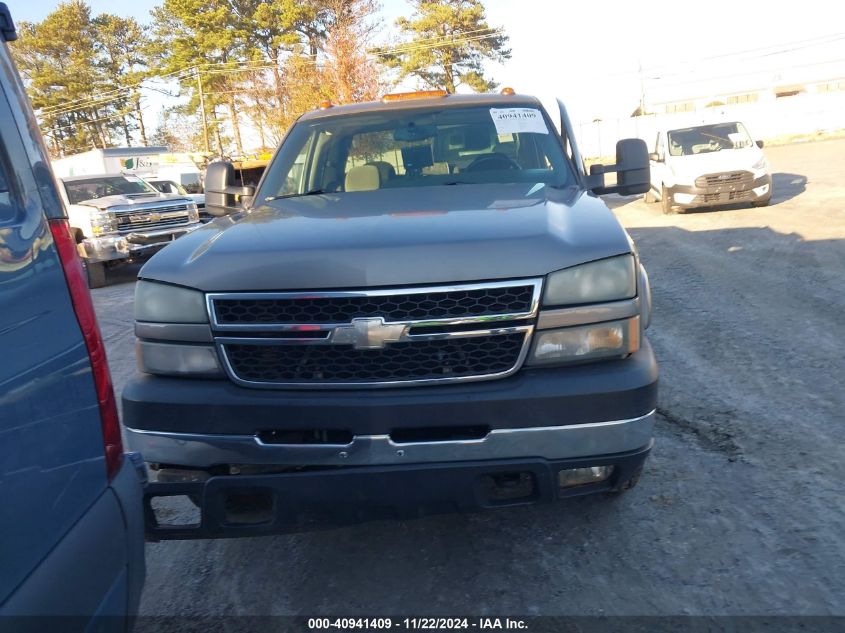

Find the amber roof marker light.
[
  {"left": 382, "top": 90, "right": 449, "bottom": 102},
  {"left": 318, "top": 100, "right": 334, "bottom": 110},
  {"left": 500, "top": 87, "right": 516, "bottom": 95}
]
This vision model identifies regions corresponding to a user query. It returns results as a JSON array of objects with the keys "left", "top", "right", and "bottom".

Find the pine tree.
[
  {"left": 150, "top": 0, "right": 241, "bottom": 155},
  {"left": 11, "top": 1, "right": 115, "bottom": 155},
  {"left": 380, "top": 0, "right": 510, "bottom": 93},
  {"left": 93, "top": 14, "right": 151, "bottom": 146}
]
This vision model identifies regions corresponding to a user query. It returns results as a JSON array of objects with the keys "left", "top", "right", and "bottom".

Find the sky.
[{"left": 10, "top": 0, "right": 845, "bottom": 144}]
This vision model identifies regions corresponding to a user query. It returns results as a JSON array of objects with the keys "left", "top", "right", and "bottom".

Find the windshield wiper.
[{"left": 265, "top": 188, "right": 328, "bottom": 202}]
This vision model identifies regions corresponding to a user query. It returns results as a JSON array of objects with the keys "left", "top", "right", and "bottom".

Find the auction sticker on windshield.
[{"left": 490, "top": 108, "right": 548, "bottom": 135}]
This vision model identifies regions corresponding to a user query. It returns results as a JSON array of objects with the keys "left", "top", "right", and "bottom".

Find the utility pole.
[
  {"left": 196, "top": 68, "right": 210, "bottom": 154},
  {"left": 638, "top": 59, "right": 645, "bottom": 116}
]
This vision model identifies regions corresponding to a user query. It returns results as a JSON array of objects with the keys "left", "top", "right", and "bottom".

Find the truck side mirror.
[
  {"left": 587, "top": 138, "right": 650, "bottom": 196},
  {"left": 755, "top": 140, "right": 764, "bottom": 149},
  {"left": 204, "top": 161, "right": 255, "bottom": 216}
]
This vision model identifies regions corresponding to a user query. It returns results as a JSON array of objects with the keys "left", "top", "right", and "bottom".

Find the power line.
[
  {"left": 44, "top": 107, "right": 142, "bottom": 136},
  {"left": 370, "top": 27, "right": 504, "bottom": 54},
  {"left": 371, "top": 31, "right": 505, "bottom": 56},
  {"left": 35, "top": 28, "right": 507, "bottom": 119},
  {"left": 38, "top": 66, "right": 197, "bottom": 115},
  {"left": 604, "top": 32, "right": 845, "bottom": 80},
  {"left": 36, "top": 59, "right": 324, "bottom": 118},
  {"left": 644, "top": 57, "right": 845, "bottom": 92}
]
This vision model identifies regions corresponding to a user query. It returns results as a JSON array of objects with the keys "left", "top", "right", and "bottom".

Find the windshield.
[
  {"left": 667, "top": 122, "right": 754, "bottom": 156},
  {"left": 257, "top": 104, "right": 574, "bottom": 201},
  {"left": 148, "top": 180, "right": 187, "bottom": 195},
  {"left": 64, "top": 175, "right": 158, "bottom": 204}
]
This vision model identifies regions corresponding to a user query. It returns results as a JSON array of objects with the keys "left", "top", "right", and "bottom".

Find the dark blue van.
[{"left": 0, "top": 5, "right": 146, "bottom": 630}]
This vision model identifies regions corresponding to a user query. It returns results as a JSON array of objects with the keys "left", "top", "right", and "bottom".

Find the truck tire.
[
  {"left": 661, "top": 186, "right": 677, "bottom": 215},
  {"left": 83, "top": 260, "right": 107, "bottom": 289}
]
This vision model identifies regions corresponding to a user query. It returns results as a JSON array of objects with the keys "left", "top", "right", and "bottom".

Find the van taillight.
[{"left": 48, "top": 219, "right": 123, "bottom": 480}]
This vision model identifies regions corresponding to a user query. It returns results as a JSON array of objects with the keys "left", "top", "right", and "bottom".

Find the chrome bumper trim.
[
  {"left": 125, "top": 410, "right": 655, "bottom": 468},
  {"left": 80, "top": 224, "right": 200, "bottom": 263}
]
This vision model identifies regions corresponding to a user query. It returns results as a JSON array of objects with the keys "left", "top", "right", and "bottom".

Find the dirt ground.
[{"left": 91, "top": 139, "right": 845, "bottom": 623}]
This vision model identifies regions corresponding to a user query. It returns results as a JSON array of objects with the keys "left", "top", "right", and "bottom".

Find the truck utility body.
[
  {"left": 51, "top": 145, "right": 204, "bottom": 193},
  {"left": 125, "top": 92, "right": 658, "bottom": 538}
]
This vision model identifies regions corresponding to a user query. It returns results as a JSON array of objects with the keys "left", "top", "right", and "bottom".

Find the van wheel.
[
  {"left": 752, "top": 195, "right": 771, "bottom": 208},
  {"left": 83, "top": 260, "right": 107, "bottom": 288},
  {"left": 661, "top": 186, "right": 677, "bottom": 215}
]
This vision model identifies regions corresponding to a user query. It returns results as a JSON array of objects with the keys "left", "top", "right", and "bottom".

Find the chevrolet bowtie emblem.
[{"left": 330, "top": 317, "right": 407, "bottom": 350}]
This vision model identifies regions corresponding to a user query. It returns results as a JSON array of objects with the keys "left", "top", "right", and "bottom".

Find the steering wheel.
[{"left": 465, "top": 152, "right": 519, "bottom": 172}]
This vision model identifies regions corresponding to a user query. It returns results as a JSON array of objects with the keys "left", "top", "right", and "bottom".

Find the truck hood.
[
  {"left": 139, "top": 183, "right": 633, "bottom": 292},
  {"left": 78, "top": 193, "right": 194, "bottom": 210},
  {"left": 664, "top": 146, "right": 765, "bottom": 183}
]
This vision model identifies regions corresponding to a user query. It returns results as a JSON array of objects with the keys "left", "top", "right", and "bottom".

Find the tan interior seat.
[
  {"left": 423, "top": 162, "right": 450, "bottom": 175},
  {"left": 368, "top": 161, "right": 396, "bottom": 182},
  {"left": 345, "top": 164, "right": 381, "bottom": 192}
]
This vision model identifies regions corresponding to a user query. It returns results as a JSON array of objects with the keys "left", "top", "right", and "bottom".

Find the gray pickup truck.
[{"left": 124, "top": 91, "right": 658, "bottom": 539}]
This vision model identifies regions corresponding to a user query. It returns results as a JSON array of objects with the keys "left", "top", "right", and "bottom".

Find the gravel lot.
[{"left": 92, "top": 139, "right": 845, "bottom": 621}]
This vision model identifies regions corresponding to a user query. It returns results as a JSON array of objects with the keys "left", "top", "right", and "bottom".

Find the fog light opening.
[
  {"left": 149, "top": 495, "right": 201, "bottom": 527},
  {"left": 558, "top": 465, "right": 614, "bottom": 489}
]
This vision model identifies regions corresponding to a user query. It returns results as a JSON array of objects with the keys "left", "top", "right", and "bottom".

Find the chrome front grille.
[
  {"left": 208, "top": 279, "right": 542, "bottom": 388},
  {"left": 115, "top": 203, "right": 192, "bottom": 232},
  {"left": 213, "top": 285, "right": 537, "bottom": 325},
  {"left": 695, "top": 171, "right": 754, "bottom": 189}
]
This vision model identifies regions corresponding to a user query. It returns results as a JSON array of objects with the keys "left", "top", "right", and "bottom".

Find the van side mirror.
[
  {"left": 587, "top": 138, "right": 650, "bottom": 196},
  {"left": 204, "top": 161, "right": 255, "bottom": 216},
  {"left": 755, "top": 140, "right": 764, "bottom": 149},
  {"left": 1, "top": 3, "right": 17, "bottom": 42}
]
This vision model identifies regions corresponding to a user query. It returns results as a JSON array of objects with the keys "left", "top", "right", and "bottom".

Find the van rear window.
[{"left": 0, "top": 148, "right": 15, "bottom": 223}]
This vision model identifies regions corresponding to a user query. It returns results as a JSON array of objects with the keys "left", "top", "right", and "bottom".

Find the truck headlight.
[
  {"left": 136, "top": 341, "right": 221, "bottom": 376},
  {"left": 527, "top": 317, "right": 640, "bottom": 366},
  {"left": 543, "top": 255, "right": 636, "bottom": 307},
  {"left": 752, "top": 157, "right": 767, "bottom": 171},
  {"left": 90, "top": 209, "right": 117, "bottom": 235},
  {"left": 135, "top": 280, "right": 208, "bottom": 323}
]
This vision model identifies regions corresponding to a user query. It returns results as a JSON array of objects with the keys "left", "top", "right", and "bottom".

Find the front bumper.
[
  {"left": 123, "top": 338, "right": 657, "bottom": 468},
  {"left": 131, "top": 340, "right": 657, "bottom": 538},
  {"left": 127, "top": 411, "right": 654, "bottom": 468},
  {"left": 79, "top": 224, "right": 200, "bottom": 263},
  {"left": 668, "top": 173, "right": 771, "bottom": 208},
  {"left": 144, "top": 443, "right": 652, "bottom": 540}
]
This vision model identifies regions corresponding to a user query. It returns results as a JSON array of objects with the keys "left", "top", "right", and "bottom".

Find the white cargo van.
[{"left": 645, "top": 121, "right": 772, "bottom": 213}]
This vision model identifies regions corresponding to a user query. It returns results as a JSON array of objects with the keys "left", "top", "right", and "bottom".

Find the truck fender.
[{"left": 66, "top": 204, "right": 95, "bottom": 237}]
